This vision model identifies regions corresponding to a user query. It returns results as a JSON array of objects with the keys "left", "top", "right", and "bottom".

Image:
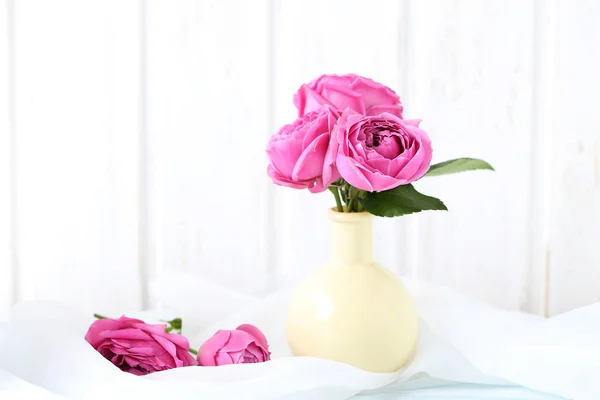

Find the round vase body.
[{"left": 286, "top": 210, "right": 419, "bottom": 373}]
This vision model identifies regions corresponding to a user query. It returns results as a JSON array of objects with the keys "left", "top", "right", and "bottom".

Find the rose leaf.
[
  {"left": 424, "top": 158, "right": 494, "bottom": 177},
  {"left": 361, "top": 184, "right": 448, "bottom": 217}
]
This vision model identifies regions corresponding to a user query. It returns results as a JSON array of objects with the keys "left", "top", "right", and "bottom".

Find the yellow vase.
[{"left": 285, "top": 209, "right": 419, "bottom": 373}]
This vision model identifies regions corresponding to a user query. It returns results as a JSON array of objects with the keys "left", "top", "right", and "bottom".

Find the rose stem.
[
  {"left": 93, "top": 313, "right": 108, "bottom": 319},
  {"left": 347, "top": 198, "right": 355, "bottom": 212},
  {"left": 329, "top": 186, "right": 344, "bottom": 213},
  {"left": 356, "top": 200, "right": 363, "bottom": 212},
  {"left": 188, "top": 348, "right": 198, "bottom": 356}
]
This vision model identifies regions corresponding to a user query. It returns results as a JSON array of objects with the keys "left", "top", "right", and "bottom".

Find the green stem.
[
  {"left": 329, "top": 186, "right": 344, "bottom": 212},
  {"left": 341, "top": 187, "right": 348, "bottom": 206},
  {"left": 94, "top": 313, "right": 108, "bottom": 320},
  {"left": 347, "top": 198, "right": 355, "bottom": 213},
  {"left": 356, "top": 200, "right": 364, "bottom": 212},
  {"left": 188, "top": 348, "right": 198, "bottom": 356}
]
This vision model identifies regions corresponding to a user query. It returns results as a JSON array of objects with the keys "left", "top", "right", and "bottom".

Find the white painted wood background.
[{"left": 0, "top": 0, "right": 598, "bottom": 321}]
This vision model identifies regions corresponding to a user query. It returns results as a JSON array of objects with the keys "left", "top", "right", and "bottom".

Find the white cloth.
[{"left": 0, "top": 273, "right": 598, "bottom": 399}]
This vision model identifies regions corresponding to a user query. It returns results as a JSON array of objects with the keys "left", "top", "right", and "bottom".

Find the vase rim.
[{"left": 328, "top": 207, "right": 374, "bottom": 222}]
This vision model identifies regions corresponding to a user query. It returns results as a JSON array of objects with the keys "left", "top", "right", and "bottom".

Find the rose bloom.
[
  {"left": 85, "top": 316, "right": 197, "bottom": 375},
  {"left": 333, "top": 109, "right": 432, "bottom": 192},
  {"left": 267, "top": 106, "right": 339, "bottom": 192},
  {"left": 293, "top": 74, "right": 403, "bottom": 118},
  {"left": 197, "top": 324, "right": 270, "bottom": 366}
]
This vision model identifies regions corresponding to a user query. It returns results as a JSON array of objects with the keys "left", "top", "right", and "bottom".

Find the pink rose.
[
  {"left": 293, "top": 74, "right": 403, "bottom": 118},
  {"left": 333, "top": 109, "right": 432, "bottom": 192},
  {"left": 267, "top": 106, "right": 339, "bottom": 192},
  {"left": 85, "top": 316, "right": 197, "bottom": 375},
  {"left": 197, "top": 324, "right": 271, "bottom": 366}
]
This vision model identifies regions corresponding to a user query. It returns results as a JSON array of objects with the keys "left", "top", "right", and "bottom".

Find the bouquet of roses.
[{"left": 267, "top": 74, "right": 493, "bottom": 215}]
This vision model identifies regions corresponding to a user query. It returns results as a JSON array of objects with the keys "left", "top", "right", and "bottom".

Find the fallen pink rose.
[
  {"left": 197, "top": 324, "right": 271, "bottom": 366},
  {"left": 85, "top": 316, "right": 197, "bottom": 375}
]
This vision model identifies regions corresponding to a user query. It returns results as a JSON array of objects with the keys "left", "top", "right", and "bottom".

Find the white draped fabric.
[{"left": 1, "top": 274, "right": 597, "bottom": 399}]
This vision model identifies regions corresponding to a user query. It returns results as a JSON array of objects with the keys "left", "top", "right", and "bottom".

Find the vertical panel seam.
[
  {"left": 528, "top": 0, "right": 555, "bottom": 316},
  {"left": 395, "top": 0, "right": 405, "bottom": 276},
  {"left": 397, "top": 0, "right": 420, "bottom": 278},
  {"left": 138, "top": 0, "right": 150, "bottom": 309},
  {"left": 266, "top": 0, "right": 276, "bottom": 280},
  {"left": 7, "top": 0, "right": 19, "bottom": 305}
]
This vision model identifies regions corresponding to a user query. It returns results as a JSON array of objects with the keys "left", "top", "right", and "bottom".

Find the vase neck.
[{"left": 329, "top": 210, "right": 373, "bottom": 264}]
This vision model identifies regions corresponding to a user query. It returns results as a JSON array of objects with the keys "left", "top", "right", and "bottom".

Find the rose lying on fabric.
[
  {"left": 85, "top": 316, "right": 197, "bottom": 375},
  {"left": 267, "top": 105, "right": 339, "bottom": 192},
  {"left": 333, "top": 109, "right": 432, "bottom": 192},
  {"left": 294, "top": 74, "right": 404, "bottom": 118},
  {"left": 197, "top": 324, "right": 271, "bottom": 366}
]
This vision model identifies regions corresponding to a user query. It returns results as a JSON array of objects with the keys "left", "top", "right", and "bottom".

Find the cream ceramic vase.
[{"left": 285, "top": 209, "right": 419, "bottom": 373}]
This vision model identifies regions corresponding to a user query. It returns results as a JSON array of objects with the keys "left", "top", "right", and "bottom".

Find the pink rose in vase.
[
  {"left": 333, "top": 109, "right": 433, "bottom": 192},
  {"left": 293, "top": 74, "right": 404, "bottom": 118},
  {"left": 197, "top": 324, "right": 271, "bottom": 366},
  {"left": 267, "top": 105, "right": 339, "bottom": 192},
  {"left": 85, "top": 316, "right": 197, "bottom": 375}
]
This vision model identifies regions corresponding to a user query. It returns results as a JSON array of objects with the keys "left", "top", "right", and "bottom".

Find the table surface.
[
  {"left": 0, "top": 371, "right": 565, "bottom": 400},
  {"left": 355, "top": 379, "right": 563, "bottom": 399}
]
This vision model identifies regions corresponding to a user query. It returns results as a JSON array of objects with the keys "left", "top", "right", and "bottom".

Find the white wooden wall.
[{"left": 1, "top": 0, "right": 599, "bottom": 320}]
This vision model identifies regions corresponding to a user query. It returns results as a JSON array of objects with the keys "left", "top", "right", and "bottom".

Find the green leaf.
[
  {"left": 361, "top": 184, "right": 448, "bottom": 217},
  {"left": 425, "top": 158, "right": 494, "bottom": 177},
  {"left": 167, "top": 318, "right": 182, "bottom": 331},
  {"left": 162, "top": 317, "right": 183, "bottom": 334}
]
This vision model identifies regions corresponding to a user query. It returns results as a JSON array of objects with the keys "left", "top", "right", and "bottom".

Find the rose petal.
[
  {"left": 229, "top": 349, "right": 246, "bottom": 364},
  {"left": 220, "top": 330, "right": 257, "bottom": 353},
  {"left": 292, "top": 133, "right": 329, "bottom": 181},
  {"left": 176, "top": 348, "right": 198, "bottom": 367},
  {"left": 267, "top": 136, "right": 304, "bottom": 177},
  {"left": 215, "top": 351, "right": 235, "bottom": 366},
  {"left": 302, "top": 114, "right": 328, "bottom": 148},
  {"left": 366, "top": 157, "right": 392, "bottom": 176},
  {"left": 127, "top": 368, "right": 147, "bottom": 376},
  {"left": 123, "top": 355, "right": 141, "bottom": 368},
  {"left": 407, "top": 135, "right": 433, "bottom": 182},
  {"left": 336, "top": 155, "right": 374, "bottom": 192},
  {"left": 236, "top": 324, "right": 270, "bottom": 350},
  {"left": 267, "top": 165, "right": 314, "bottom": 190},
  {"left": 373, "top": 134, "right": 402, "bottom": 159},
  {"left": 348, "top": 76, "right": 400, "bottom": 110},
  {"left": 155, "top": 352, "right": 177, "bottom": 369},
  {"left": 99, "top": 328, "right": 153, "bottom": 341},
  {"left": 198, "top": 330, "right": 231, "bottom": 366},
  {"left": 163, "top": 330, "right": 191, "bottom": 350},
  {"left": 362, "top": 170, "right": 407, "bottom": 191},
  {"left": 152, "top": 334, "right": 180, "bottom": 367},
  {"left": 320, "top": 85, "right": 366, "bottom": 115},
  {"left": 85, "top": 317, "right": 145, "bottom": 348},
  {"left": 366, "top": 104, "right": 404, "bottom": 118},
  {"left": 389, "top": 154, "right": 412, "bottom": 177},
  {"left": 293, "top": 85, "right": 331, "bottom": 117},
  {"left": 394, "top": 127, "right": 432, "bottom": 182},
  {"left": 244, "top": 342, "right": 267, "bottom": 362},
  {"left": 133, "top": 322, "right": 169, "bottom": 336}
]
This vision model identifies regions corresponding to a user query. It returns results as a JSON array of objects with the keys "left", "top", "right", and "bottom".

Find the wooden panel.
[
  {"left": 526, "top": 0, "right": 554, "bottom": 316},
  {"left": 547, "top": 0, "right": 600, "bottom": 315},
  {"left": 271, "top": 0, "right": 404, "bottom": 279},
  {"left": 145, "top": 0, "right": 272, "bottom": 295},
  {"left": 0, "top": 0, "right": 13, "bottom": 320},
  {"left": 408, "top": 0, "right": 537, "bottom": 310},
  {"left": 13, "top": 0, "right": 142, "bottom": 315}
]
